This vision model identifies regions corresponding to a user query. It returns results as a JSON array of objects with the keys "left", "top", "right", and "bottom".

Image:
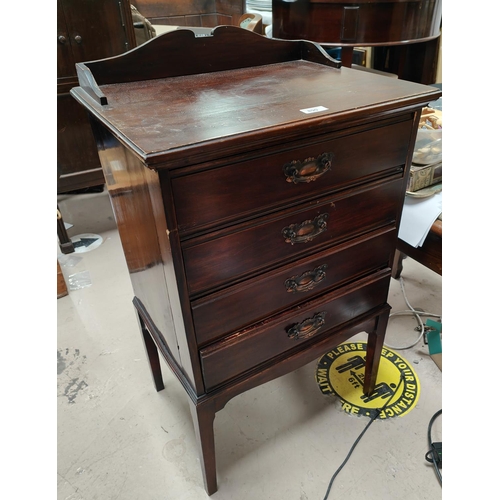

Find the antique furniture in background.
[
  {"left": 71, "top": 27, "right": 440, "bottom": 494},
  {"left": 272, "top": 0, "right": 442, "bottom": 83},
  {"left": 57, "top": 0, "right": 136, "bottom": 193},
  {"left": 132, "top": 0, "right": 245, "bottom": 27},
  {"left": 392, "top": 218, "right": 442, "bottom": 278}
]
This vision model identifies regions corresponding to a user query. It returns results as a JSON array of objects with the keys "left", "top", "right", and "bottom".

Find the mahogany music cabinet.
[{"left": 71, "top": 26, "right": 440, "bottom": 495}]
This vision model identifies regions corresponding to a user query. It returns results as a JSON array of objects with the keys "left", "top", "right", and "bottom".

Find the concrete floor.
[{"left": 57, "top": 188, "right": 442, "bottom": 500}]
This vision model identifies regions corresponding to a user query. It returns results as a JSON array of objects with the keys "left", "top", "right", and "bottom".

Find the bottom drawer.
[{"left": 200, "top": 269, "right": 391, "bottom": 391}]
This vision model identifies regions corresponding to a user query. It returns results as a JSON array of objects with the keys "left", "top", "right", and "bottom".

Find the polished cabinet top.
[{"left": 71, "top": 26, "right": 440, "bottom": 166}]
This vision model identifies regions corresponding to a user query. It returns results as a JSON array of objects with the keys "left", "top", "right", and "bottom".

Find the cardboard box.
[
  {"left": 407, "top": 161, "right": 442, "bottom": 192},
  {"left": 57, "top": 260, "right": 68, "bottom": 299}
]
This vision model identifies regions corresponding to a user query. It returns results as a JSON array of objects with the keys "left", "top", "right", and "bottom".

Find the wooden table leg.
[
  {"left": 341, "top": 46, "right": 354, "bottom": 67},
  {"left": 363, "top": 308, "right": 389, "bottom": 396},
  {"left": 189, "top": 398, "right": 218, "bottom": 496},
  {"left": 137, "top": 312, "right": 165, "bottom": 392},
  {"left": 57, "top": 205, "right": 75, "bottom": 254}
]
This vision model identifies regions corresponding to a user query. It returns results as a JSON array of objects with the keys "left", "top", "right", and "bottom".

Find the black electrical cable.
[
  {"left": 322, "top": 375, "right": 405, "bottom": 500},
  {"left": 425, "top": 409, "right": 442, "bottom": 485}
]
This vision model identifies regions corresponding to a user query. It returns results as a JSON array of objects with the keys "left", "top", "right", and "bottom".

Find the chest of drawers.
[{"left": 71, "top": 26, "right": 441, "bottom": 495}]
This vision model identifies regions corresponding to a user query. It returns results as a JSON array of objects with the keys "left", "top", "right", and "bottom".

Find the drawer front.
[
  {"left": 172, "top": 119, "right": 413, "bottom": 235},
  {"left": 200, "top": 270, "right": 391, "bottom": 391},
  {"left": 183, "top": 178, "right": 402, "bottom": 295},
  {"left": 192, "top": 227, "right": 396, "bottom": 345}
]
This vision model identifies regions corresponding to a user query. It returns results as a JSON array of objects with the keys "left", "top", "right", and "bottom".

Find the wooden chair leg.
[
  {"left": 136, "top": 312, "right": 165, "bottom": 392},
  {"left": 57, "top": 206, "right": 75, "bottom": 254},
  {"left": 363, "top": 308, "right": 390, "bottom": 396},
  {"left": 189, "top": 399, "right": 218, "bottom": 496}
]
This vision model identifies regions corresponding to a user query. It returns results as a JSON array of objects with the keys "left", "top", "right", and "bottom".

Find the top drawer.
[{"left": 172, "top": 118, "right": 413, "bottom": 236}]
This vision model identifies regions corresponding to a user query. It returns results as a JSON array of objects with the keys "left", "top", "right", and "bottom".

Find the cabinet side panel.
[
  {"left": 92, "top": 124, "right": 183, "bottom": 369},
  {"left": 143, "top": 166, "right": 202, "bottom": 392}
]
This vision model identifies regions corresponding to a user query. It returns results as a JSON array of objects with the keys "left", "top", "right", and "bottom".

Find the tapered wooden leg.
[
  {"left": 363, "top": 308, "right": 390, "bottom": 396},
  {"left": 136, "top": 312, "right": 164, "bottom": 392},
  {"left": 391, "top": 249, "right": 405, "bottom": 279},
  {"left": 189, "top": 398, "right": 217, "bottom": 495}
]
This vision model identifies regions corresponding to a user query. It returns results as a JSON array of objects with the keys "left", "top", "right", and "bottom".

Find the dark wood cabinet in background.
[{"left": 57, "top": 0, "right": 136, "bottom": 193}]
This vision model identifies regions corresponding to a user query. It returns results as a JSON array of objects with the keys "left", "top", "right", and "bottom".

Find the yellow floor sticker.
[{"left": 316, "top": 341, "right": 420, "bottom": 419}]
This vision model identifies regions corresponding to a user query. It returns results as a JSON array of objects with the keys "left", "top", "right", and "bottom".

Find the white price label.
[{"left": 300, "top": 106, "right": 328, "bottom": 114}]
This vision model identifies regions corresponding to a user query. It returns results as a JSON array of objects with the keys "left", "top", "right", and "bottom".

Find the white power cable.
[{"left": 384, "top": 276, "right": 441, "bottom": 350}]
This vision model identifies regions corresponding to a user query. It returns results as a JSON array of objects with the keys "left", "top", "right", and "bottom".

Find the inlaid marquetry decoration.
[{"left": 316, "top": 342, "right": 420, "bottom": 419}]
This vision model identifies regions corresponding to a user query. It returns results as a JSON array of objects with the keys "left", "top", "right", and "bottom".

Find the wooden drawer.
[
  {"left": 192, "top": 227, "right": 396, "bottom": 345},
  {"left": 172, "top": 119, "right": 412, "bottom": 235},
  {"left": 200, "top": 269, "right": 391, "bottom": 391},
  {"left": 183, "top": 178, "right": 402, "bottom": 295}
]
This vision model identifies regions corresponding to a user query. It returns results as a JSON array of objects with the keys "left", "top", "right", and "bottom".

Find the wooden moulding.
[{"left": 74, "top": 25, "right": 341, "bottom": 106}]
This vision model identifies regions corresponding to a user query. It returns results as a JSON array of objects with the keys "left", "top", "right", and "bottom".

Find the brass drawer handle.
[
  {"left": 283, "top": 152, "right": 333, "bottom": 184},
  {"left": 282, "top": 213, "right": 328, "bottom": 245},
  {"left": 287, "top": 312, "right": 326, "bottom": 340},
  {"left": 285, "top": 264, "right": 327, "bottom": 293}
]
